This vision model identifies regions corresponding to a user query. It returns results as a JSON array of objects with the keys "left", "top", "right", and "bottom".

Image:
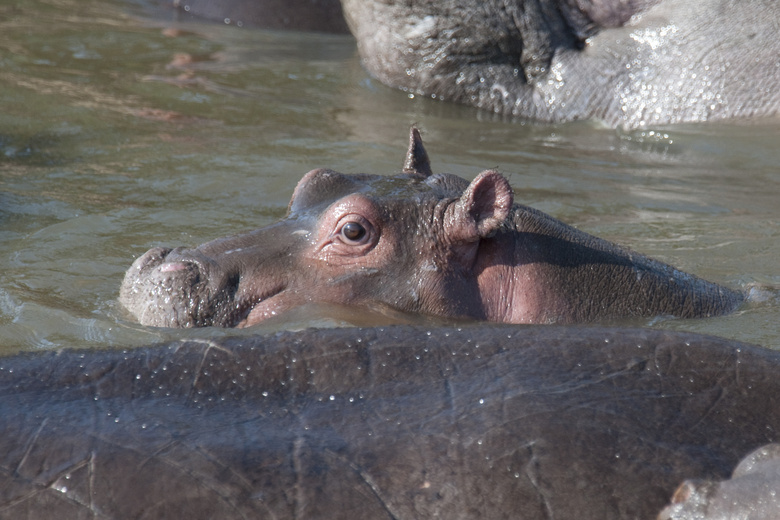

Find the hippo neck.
[{"left": 475, "top": 205, "right": 743, "bottom": 324}]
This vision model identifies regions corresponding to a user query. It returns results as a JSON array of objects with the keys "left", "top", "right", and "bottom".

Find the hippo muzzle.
[
  {"left": 120, "top": 247, "right": 241, "bottom": 328},
  {"left": 120, "top": 220, "right": 307, "bottom": 328}
]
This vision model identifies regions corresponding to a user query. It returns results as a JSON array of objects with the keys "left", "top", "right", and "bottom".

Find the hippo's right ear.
[
  {"left": 288, "top": 168, "right": 358, "bottom": 214},
  {"left": 445, "top": 170, "right": 513, "bottom": 243}
]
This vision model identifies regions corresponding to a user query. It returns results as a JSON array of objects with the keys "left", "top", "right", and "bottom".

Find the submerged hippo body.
[
  {"left": 659, "top": 444, "right": 780, "bottom": 520},
  {"left": 148, "top": 0, "right": 780, "bottom": 126},
  {"left": 342, "top": 0, "right": 780, "bottom": 127},
  {"left": 1, "top": 326, "right": 780, "bottom": 518},
  {"left": 120, "top": 128, "right": 741, "bottom": 328}
]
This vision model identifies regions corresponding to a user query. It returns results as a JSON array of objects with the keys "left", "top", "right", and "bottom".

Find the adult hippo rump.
[
  {"left": 151, "top": 0, "right": 780, "bottom": 127},
  {"left": 343, "top": 0, "right": 780, "bottom": 127},
  {"left": 120, "top": 128, "right": 741, "bottom": 328},
  {"left": 1, "top": 326, "right": 780, "bottom": 518}
]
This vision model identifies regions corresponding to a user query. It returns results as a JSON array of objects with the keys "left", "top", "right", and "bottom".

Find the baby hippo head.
[{"left": 119, "top": 128, "right": 513, "bottom": 328}]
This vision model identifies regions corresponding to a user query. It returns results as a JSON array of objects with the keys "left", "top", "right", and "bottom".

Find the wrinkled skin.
[
  {"left": 659, "top": 444, "right": 780, "bottom": 520},
  {"left": 1, "top": 326, "right": 780, "bottom": 519},
  {"left": 342, "top": 0, "right": 780, "bottom": 127},
  {"left": 120, "top": 128, "right": 742, "bottom": 328}
]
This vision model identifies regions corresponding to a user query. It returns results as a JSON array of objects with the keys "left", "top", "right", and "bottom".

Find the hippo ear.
[
  {"left": 402, "top": 127, "right": 433, "bottom": 177},
  {"left": 446, "top": 170, "right": 513, "bottom": 242},
  {"left": 288, "top": 168, "right": 358, "bottom": 215}
]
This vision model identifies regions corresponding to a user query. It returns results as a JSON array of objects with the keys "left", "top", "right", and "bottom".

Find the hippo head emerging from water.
[{"left": 120, "top": 128, "right": 742, "bottom": 328}]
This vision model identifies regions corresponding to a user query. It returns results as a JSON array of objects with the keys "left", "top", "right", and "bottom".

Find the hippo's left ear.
[{"left": 446, "top": 170, "right": 513, "bottom": 242}]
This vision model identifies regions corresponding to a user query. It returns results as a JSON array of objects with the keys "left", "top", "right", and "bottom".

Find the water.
[{"left": 1, "top": 0, "right": 778, "bottom": 355}]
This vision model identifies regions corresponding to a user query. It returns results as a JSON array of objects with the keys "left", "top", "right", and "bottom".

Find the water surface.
[{"left": 1, "top": 0, "right": 778, "bottom": 355}]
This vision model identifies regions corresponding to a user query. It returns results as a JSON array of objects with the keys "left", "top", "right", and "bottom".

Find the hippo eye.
[
  {"left": 341, "top": 221, "right": 366, "bottom": 242},
  {"left": 319, "top": 212, "right": 378, "bottom": 260}
]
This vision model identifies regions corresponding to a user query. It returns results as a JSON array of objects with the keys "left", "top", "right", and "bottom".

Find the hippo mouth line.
[
  {"left": 227, "top": 287, "right": 289, "bottom": 328},
  {"left": 159, "top": 259, "right": 287, "bottom": 328}
]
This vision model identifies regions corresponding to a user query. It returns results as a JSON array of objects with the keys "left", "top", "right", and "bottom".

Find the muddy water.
[{"left": 1, "top": 0, "right": 778, "bottom": 355}]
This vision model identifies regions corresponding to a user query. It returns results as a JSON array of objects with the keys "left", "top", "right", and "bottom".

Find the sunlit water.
[{"left": 1, "top": 0, "right": 778, "bottom": 355}]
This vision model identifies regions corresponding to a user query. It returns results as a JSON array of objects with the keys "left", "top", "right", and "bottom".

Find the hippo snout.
[{"left": 120, "top": 247, "right": 230, "bottom": 328}]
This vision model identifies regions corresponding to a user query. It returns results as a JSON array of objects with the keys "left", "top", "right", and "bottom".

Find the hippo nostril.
[
  {"left": 134, "top": 247, "right": 173, "bottom": 271},
  {"left": 158, "top": 261, "right": 190, "bottom": 273},
  {"left": 162, "top": 248, "right": 211, "bottom": 274}
]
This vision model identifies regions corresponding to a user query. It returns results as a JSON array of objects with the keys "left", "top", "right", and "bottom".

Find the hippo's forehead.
[{"left": 288, "top": 169, "right": 470, "bottom": 217}]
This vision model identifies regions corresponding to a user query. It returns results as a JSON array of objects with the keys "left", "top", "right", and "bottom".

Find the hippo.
[
  {"left": 341, "top": 0, "right": 780, "bottom": 127},
  {"left": 120, "top": 127, "right": 741, "bottom": 329},
  {"left": 1, "top": 325, "right": 780, "bottom": 519},
  {"left": 148, "top": 0, "right": 780, "bottom": 127},
  {"left": 659, "top": 444, "right": 780, "bottom": 520}
]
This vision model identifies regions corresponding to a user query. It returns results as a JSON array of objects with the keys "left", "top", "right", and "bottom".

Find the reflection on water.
[{"left": 0, "top": 0, "right": 778, "bottom": 354}]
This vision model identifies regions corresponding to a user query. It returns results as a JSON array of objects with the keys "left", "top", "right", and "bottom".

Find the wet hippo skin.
[
  {"left": 1, "top": 325, "right": 779, "bottom": 519},
  {"left": 659, "top": 444, "right": 780, "bottom": 520},
  {"left": 342, "top": 0, "right": 780, "bottom": 126},
  {"left": 120, "top": 128, "right": 742, "bottom": 328}
]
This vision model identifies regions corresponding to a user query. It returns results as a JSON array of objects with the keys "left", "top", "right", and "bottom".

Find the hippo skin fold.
[
  {"left": 1, "top": 325, "right": 780, "bottom": 519},
  {"left": 120, "top": 128, "right": 742, "bottom": 329}
]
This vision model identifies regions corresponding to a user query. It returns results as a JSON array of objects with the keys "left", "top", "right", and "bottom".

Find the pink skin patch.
[{"left": 158, "top": 262, "right": 189, "bottom": 273}]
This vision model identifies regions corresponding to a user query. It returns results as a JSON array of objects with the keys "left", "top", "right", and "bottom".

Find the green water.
[{"left": 1, "top": 0, "right": 778, "bottom": 354}]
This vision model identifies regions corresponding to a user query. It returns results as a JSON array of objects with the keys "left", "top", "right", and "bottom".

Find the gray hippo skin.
[
  {"left": 659, "top": 444, "right": 780, "bottom": 520},
  {"left": 120, "top": 128, "right": 741, "bottom": 328},
  {"left": 342, "top": 0, "right": 780, "bottom": 127},
  {"left": 1, "top": 326, "right": 780, "bottom": 519}
]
